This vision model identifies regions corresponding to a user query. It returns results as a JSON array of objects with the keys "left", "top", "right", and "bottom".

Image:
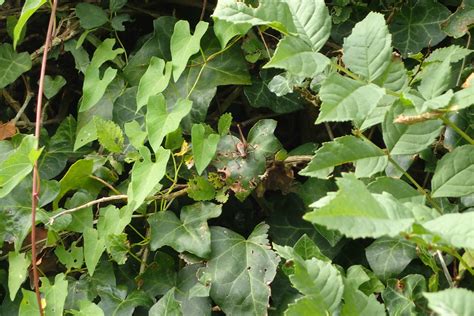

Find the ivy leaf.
[
  {"left": 70, "top": 301, "right": 104, "bottom": 316},
  {"left": 149, "top": 288, "right": 182, "bottom": 316},
  {"left": 145, "top": 95, "right": 192, "bottom": 153},
  {"left": 79, "top": 39, "right": 124, "bottom": 112},
  {"left": 442, "top": 1, "right": 474, "bottom": 38},
  {"left": 304, "top": 174, "right": 416, "bottom": 239},
  {"left": 176, "top": 264, "right": 212, "bottom": 315},
  {"left": 382, "top": 274, "right": 427, "bottom": 315},
  {"left": 382, "top": 102, "right": 443, "bottom": 155},
  {"left": 199, "top": 223, "right": 279, "bottom": 316},
  {"left": 365, "top": 237, "right": 417, "bottom": 281},
  {"left": 138, "top": 252, "right": 177, "bottom": 298},
  {"left": 187, "top": 176, "right": 216, "bottom": 201},
  {"left": 19, "top": 290, "right": 40, "bottom": 315},
  {"left": 170, "top": 20, "right": 209, "bottom": 81},
  {"left": 424, "top": 288, "right": 474, "bottom": 315},
  {"left": 94, "top": 117, "right": 124, "bottom": 153},
  {"left": 300, "top": 135, "right": 386, "bottom": 179},
  {"left": 136, "top": 57, "right": 172, "bottom": 111},
  {"left": 43, "top": 75, "right": 66, "bottom": 99},
  {"left": 127, "top": 146, "right": 170, "bottom": 211},
  {"left": 316, "top": 73, "right": 385, "bottom": 124},
  {"left": 0, "top": 43, "right": 32, "bottom": 89},
  {"left": 192, "top": 124, "right": 220, "bottom": 175},
  {"left": 8, "top": 251, "right": 30, "bottom": 301},
  {"left": 13, "top": 0, "right": 46, "bottom": 48},
  {"left": 431, "top": 145, "right": 474, "bottom": 198},
  {"left": 0, "top": 135, "right": 41, "bottom": 198},
  {"left": 343, "top": 12, "right": 392, "bottom": 81},
  {"left": 247, "top": 119, "right": 282, "bottom": 159},
  {"left": 75, "top": 3, "right": 108, "bottom": 30},
  {"left": 83, "top": 227, "right": 106, "bottom": 276},
  {"left": 148, "top": 202, "right": 222, "bottom": 258},
  {"left": 389, "top": 0, "right": 450, "bottom": 56},
  {"left": 423, "top": 212, "right": 474, "bottom": 249},
  {"left": 97, "top": 287, "right": 153, "bottom": 315},
  {"left": 41, "top": 273, "right": 69, "bottom": 316},
  {"left": 54, "top": 242, "right": 84, "bottom": 271}
]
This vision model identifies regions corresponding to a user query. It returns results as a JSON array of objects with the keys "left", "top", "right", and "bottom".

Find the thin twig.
[
  {"left": 456, "top": 31, "right": 471, "bottom": 87},
  {"left": 31, "top": 1, "right": 58, "bottom": 314},
  {"left": 199, "top": 0, "right": 208, "bottom": 21},
  {"left": 436, "top": 250, "right": 454, "bottom": 288}
]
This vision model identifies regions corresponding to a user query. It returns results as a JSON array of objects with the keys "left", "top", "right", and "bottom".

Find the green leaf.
[
  {"left": 149, "top": 288, "right": 182, "bottom": 316},
  {"left": 110, "top": 0, "right": 127, "bottom": 12},
  {"left": 79, "top": 39, "right": 124, "bottom": 112},
  {"left": 83, "top": 227, "right": 106, "bottom": 276},
  {"left": 138, "top": 252, "right": 177, "bottom": 298},
  {"left": 199, "top": 223, "right": 279, "bottom": 315},
  {"left": 418, "top": 59, "right": 452, "bottom": 100},
  {"left": 146, "top": 95, "right": 192, "bottom": 153},
  {"left": 304, "top": 174, "right": 416, "bottom": 239},
  {"left": 0, "top": 43, "right": 32, "bottom": 88},
  {"left": 425, "top": 45, "right": 473, "bottom": 63},
  {"left": 365, "top": 237, "right": 417, "bottom": 281},
  {"left": 111, "top": 14, "right": 131, "bottom": 31},
  {"left": 97, "top": 288, "right": 153, "bottom": 315},
  {"left": 382, "top": 274, "right": 427, "bottom": 316},
  {"left": 70, "top": 301, "right": 104, "bottom": 316},
  {"left": 176, "top": 264, "right": 212, "bottom": 315},
  {"left": 43, "top": 75, "right": 66, "bottom": 99},
  {"left": 368, "top": 177, "right": 424, "bottom": 204},
  {"left": 423, "top": 212, "right": 474, "bottom": 249},
  {"left": 8, "top": 251, "right": 30, "bottom": 301},
  {"left": 124, "top": 120, "right": 146, "bottom": 149},
  {"left": 343, "top": 12, "right": 392, "bottom": 81},
  {"left": 14, "top": 0, "right": 46, "bottom": 48},
  {"left": 187, "top": 176, "right": 216, "bottom": 201},
  {"left": 54, "top": 159, "right": 97, "bottom": 207},
  {"left": 382, "top": 102, "right": 443, "bottom": 155},
  {"left": 0, "top": 135, "right": 41, "bottom": 198},
  {"left": 94, "top": 117, "right": 124, "bottom": 153},
  {"left": 213, "top": 19, "right": 250, "bottom": 49},
  {"left": 316, "top": 73, "right": 385, "bottom": 124},
  {"left": 442, "top": 1, "right": 474, "bottom": 38},
  {"left": 170, "top": 20, "right": 209, "bottom": 81},
  {"left": 247, "top": 119, "right": 282, "bottom": 159},
  {"left": 373, "top": 58, "right": 409, "bottom": 93},
  {"left": 424, "top": 288, "right": 474, "bottom": 315},
  {"left": 285, "top": 296, "right": 328, "bottom": 316},
  {"left": 75, "top": 3, "right": 109, "bottom": 30},
  {"left": 431, "top": 145, "right": 474, "bottom": 198},
  {"left": 217, "top": 113, "right": 232, "bottom": 136},
  {"left": 148, "top": 202, "right": 222, "bottom": 258},
  {"left": 19, "top": 289, "right": 40, "bottom": 315},
  {"left": 300, "top": 135, "right": 386, "bottom": 178},
  {"left": 389, "top": 0, "right": 450, "bottom": 56},
  {"left": 54, "top": 242, "right": 84, "bottom": 271},
  {"left": 136, "top": 57, "right": 172, "bottom": 111},
  {"left": 41, "top": 273, "right": 68, "bottom": 316},
  {"left": 127, "top": 146, "right": 170, "bottom": 211},
  {"left": 191, "top": 124, "right": 220, "bottom": 175}
]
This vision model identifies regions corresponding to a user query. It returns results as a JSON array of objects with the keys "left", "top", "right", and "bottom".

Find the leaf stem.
[{"left": 440, "top": 115, "right": 474, "bottom": 145}]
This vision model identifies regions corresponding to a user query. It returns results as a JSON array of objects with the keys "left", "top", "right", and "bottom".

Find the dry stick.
[
  {"left": 31, "top": 1, "right": 58, "bottom": 314},
  {"left": 199, "top": 0, "right": 208, "bottom": 21}
]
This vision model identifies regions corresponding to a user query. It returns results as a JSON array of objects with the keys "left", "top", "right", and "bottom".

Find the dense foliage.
[{"left": 1, "top": 0, "right": 474, "bottom": 314}]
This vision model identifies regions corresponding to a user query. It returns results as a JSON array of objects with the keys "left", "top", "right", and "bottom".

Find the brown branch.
[{"left": 31, "top": 1, "right": 58, "bottom": 314}]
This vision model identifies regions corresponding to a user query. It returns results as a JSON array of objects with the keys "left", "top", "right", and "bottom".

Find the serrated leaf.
[
  {"left": 8, "top": 251, "right": 30, "bottom": 301},
  {"left": 373, "top": 57, "right": 408, "bottom": 93},
  {"left": 382, "top": 102, "right": 443, "bottom": 155},
  {"left": 43, "top": 75, "right": 66, "bottom": 99},
  {"left": 418, "top": 59, "right": 452, "bottom": 100},
  {"left": 425, "top": 45, "right": 473, "bottom": 63},
  {"left": 191, "top": 124, "right": 220, "bottom": 175},
  {"left": 136, "top": 57, "right": 172, "bottom": 111},
  {"left": 423, "top": 212, "right": 474, "bottom": 249},
  {"left": 146, "top": 95, "right": 192, "bottom": 153},
  {"left": 127, "top": 146, "right": 170, "bottom": 211},
  {"left": 199, "top": 223, "right": 279, "bottom": 316},
  {"left": 304, "top": 174, "right": 416, "bottom": 239},
  {"left": 382, "top": 274, "right": 427, "bottom": 316},
  {"left": 365, "top": 237, "right": 417, "bottom": 281},
  {"left": 389, "top": 1, "right": 450, "bottom": 56},
  {"left": 83, "top": 227, "right": 106, "bottom": 276},
  {"left": 149, "top": 288, "right": 182, "bottom": 316},
  {"left": 442, "top": 1, "right": 474, "bottom": 38},
  {"left": 75, "top": 3, "right": 108, "bottom": 29},
  {"left": 41, "top": 273, "right": 68, "bottom": 316},
  {"left": 170, "top": 20, "right": 209, "bottom": 81},
  {"left": 368, "top": 177, "right": 424, "bottom": 204},
  {"left": 94, "top": 117, "right": 124, "bottom": 153},
  {"left": 431, "top": 145, "right": 474, "bottom": 198},
  {"left": 424, "top": 288, "right": 474, "bottom": 316},
  {"left": 285, "top": 295, "right": 328, "bottom": 316},
  {"left": 343, "top": 12, "right": 392, "bottom": 81},
  {"left": 300, "top": 135, "right": 386, "bottom": 178},
  {"left": 148, "top": 202, "right": 222, "bottom": 258},
  {"left": 0, "top": 43, "right": 32, "bottom": 88},
  {"left": 13, "top": 0, "right": 46, "bottom": 48},
  {"left": 0, "top": 135, "right": 41, "bottom": 198},
  {"left": 317, "top": 73, "right": 385, "bottom": 123}
]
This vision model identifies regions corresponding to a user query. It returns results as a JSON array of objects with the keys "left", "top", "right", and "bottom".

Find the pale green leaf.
[
  {"left": 149, "top": 288, "right": 182, "bottom": 316},
  {"left": 300, "top": 135, "right": 386, "bottom": 178},
  {"left": 217, "top": 113, "right": 232, "bottom": 136},
  {"left": 75, "top": 3, "right": 108, "bottom": 29},
  {"left": 127, "top": 147, "right": 170, "bottom": 211},
  {"left": 199, "top": 223, "right": 279, "bottom": 315},
  {"left": 149, "top": 202, "right": 222, "bottom": 258},
  {"left": 449, "top": 86, "right": 474, "bottom": 111},
  {"left": 420, "top": 90, "right": 454, "bottom": 113},
  {"left": 14, "top": 0, "right": 46, "bottom": 48},
  {"left": 0, "top": 44, "right": 32, "bottom": 88},
  {"left": 146, "top": 95, "right": 192, "bottom": 153},
  {"left": 8, "top": 251, "right": 30, "bottom": 301},
  {"left": 373, "top": 57, "right": 408, "bottom": 93},
  {"left": 368, "top": 177, "right": 425, "bottom": 204},
  {"left": 136, "top": 57, "right": 172, "bottom": 111},
  {"left": 382, "top": 274, "right": 427, "bottom": 316},
  {"left": 431, "top": 145, "right": 474, "bottom": 198},
  {"left": 304, "top": 174, "right": 416, "bottom": 239},
  {"left": 343, "top": 12, "right": 392, "bottom": 81},
  {"left": 317, "top": 73, "right": 385, "bottom": 124},
  {"left": 70, "top": 301, "right": 105, "bottom": 316},
  {"left": 94, "top": 117, "right": 124, "bottom": 153},
  {"left": 187, "top": 176, "right": 216, "bottom": 201},
  {"left": 191, "top": 124, "right": 220, "bottom": 175},
  {"left": 213, "top": 19, "right": 250, "bottom": 49},
  {"left": 425, "top": 45, "right": 473, "bottom": 63},
  {"left": 19, "top": 289, "right": 40, "bottom": 315},
  {"left": 43, "top": 75, "right": 66, "bottom": 99},
  {"left": 41, "top": 273, "right": 68, "bottom": 316},
  {"left": 418, "top": 59, "right": 452, "bottom": 100},
  {"left": 423, "top": 212, "right": 474, "bottom": 249},
  {"left": 124, "top": 120, "right": 146, "bottom": 149},
  {"left": 83, "top": 227, "right": 106, "bottom": 276},
  {"left": 170, "top": 20, "right": 209, "bottom": 81},
  {"left": 424, "top": 288, "right": 474, "bottom": 316},
  {"left": 0, "top": 135, "right": 41, "bottom": 198},
  {"left": 354, "top": 156, "right": 388, "bottom": 178},
  {"left": 54, "top": 242, "right": 83, "bottom": 271},
  {"left": 285, "top": 296, "right": 329, "bottom": 316},
  {"left": 365, "top": 237, "right": 417, "bottom": 280}
]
